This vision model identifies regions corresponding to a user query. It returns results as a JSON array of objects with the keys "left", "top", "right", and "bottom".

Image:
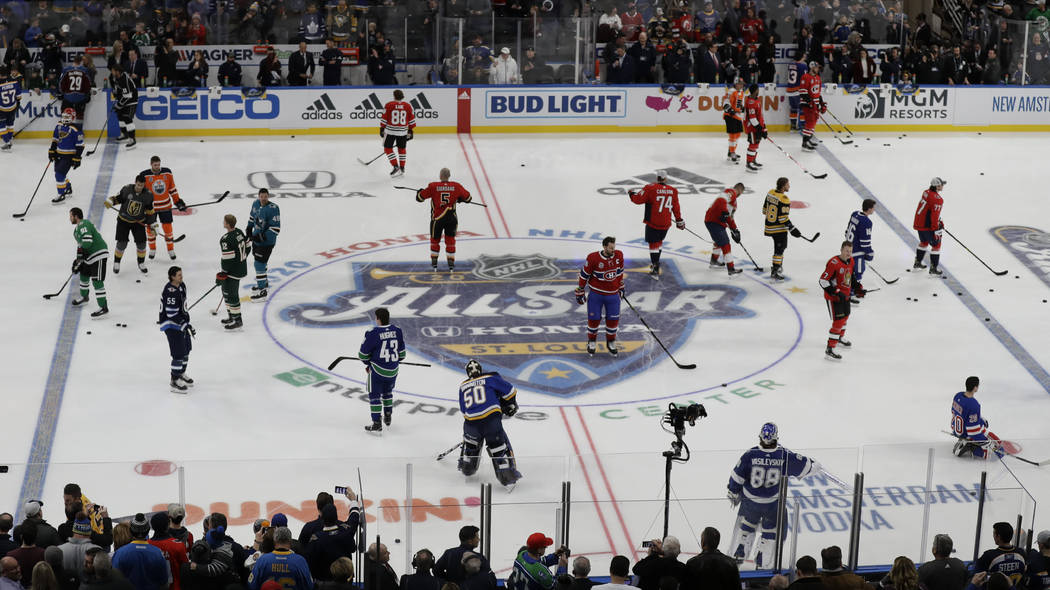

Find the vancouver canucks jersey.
[
  {"left": 52, "top": 123, "right": 84, "bottom": 156},
  {"left": 358, "top": 324, "right": 406, "bottom": 378},
  {"left": 219, "top": 228, "right": 248, "bottom": 278},
  {"left": 951, "top": 392, "right": 987, "bottom": 439},
  {"left": 247, "top": 200, "right": 281, "bottom": 247},
  {"left": 74, "top": 220, "right": 108, "bottom": 263},
  {"left": 458, "top": 373, "right": 516, "bottom": 421},
  {"left": 159, "top": 282, "right": 188, "bottom": 331},
  {"left": 0, "top": 78, "right": 21, "bottom": 113},
  {"left": 846, "top": 211, "right": 873, "bottom": 258},
  {"left": 728, "top": 446, "right": 815, "bottom": 503}
]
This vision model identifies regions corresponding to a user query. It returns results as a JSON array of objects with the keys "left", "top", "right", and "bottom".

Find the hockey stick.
[
  {"left": 764, "top": 137, "right": 828, "bottom": 179},
  {"left": 797, "top": 231, "right": 821, "bottom": 243},
  {"left": 328, "top": 356, "right": 432, "bottom": 371},
  {"left": 818, "top": 467, "right": 853, "bottom": 491},
  {"left": 683, "top": 227, "right": 713, "bottom": 244},
  {"left": 436, "top": 442, "right": 464, "bottom": 461},
  {"left": 393, "top": 186, "right": 489, "bottom": 207},
  {"left": 868, "top": 264, "right": 899, "bottom": 284},
  {"left": 622, "top": 293, "right": 696, "bottom": 370},
  {"left": 737, "top": 241, "right": 764, "bottom": 272},
  {"left": 12, "top": 161, "right": 52, "bottom": 219},
  {"left": 12, "top": 97, "right": 61, "bottom": 139},
  {"left": 819, "top": 115, "right": 853, "bottom": 144},
  {"left": 84, "top": 109, "right": 114, "bottom": 157},
  {"left": 939, "top": 429, "right": 1048, "bottom": 465},
  {"left": 42, "top": 273, "right": 74, "bottom": 300},
  {"left": 944, "top": 229, "right": 1008, "bottom": 276},
  {"left": 209, "top": 294, "right": 223, "bottom": 316},
  {"left": 357, "top": 153, "right": 384, "bottom": 166},
  {"left": 186, "top": 284, "right": 220, "bottom": 311},
  {"left": 184, "top": 191, "right": 230, "bottom": 209},
  {"left": 861, "top": 287, "right": 881, "bottom": 293},
  {"left": 825, "top": 108, "right": 857, "bottom": 137}
]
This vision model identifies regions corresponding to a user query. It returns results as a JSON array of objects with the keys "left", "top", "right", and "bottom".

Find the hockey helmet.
[
  {"left": 60, "top": 108, "right": 75, "bottom": 124},
  {"left": 808, "top": 61, "right": 821, "bottom": 71},
  {"left": 465, "top": 359, "right": 483, "bottom": 379},
  {"left": 759, "top": 422, "right": 778, "bottom": 446},
  {"left": 929, "top": 177, "right": 946, "bottom": 189},
  {"left": 655, "top": 169, "right": 668, "bottom": 181}
]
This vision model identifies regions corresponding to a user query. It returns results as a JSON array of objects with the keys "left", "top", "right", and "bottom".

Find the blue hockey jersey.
[
  {"left": 247, "top": 200, "right": 281, "bottom": 247},
  {"left": 787, "top": 60, "right": 809, "bottom": 92},
  {"left": 846, "top": 211, "right": 873, "bottom": 258},
  {"left": 0, "top": 78, "right": 21, "bottom": 113},
  {"left": 357, "top": 324, "right": 406, "bottom": 378},
  {"left": 51, "top": 123, "right": 84, "bottom": 156},
  {"left": 159, "top": 282, "right": 189, "bottom": 331},
  {"left": 951, "top": 392, "right": 987, "bottom": 438},
  {"left": 458, "top": 373, "right": 517, "bottom": 421},
  {"left": 728, "top": 446, "right": 816, "bottom": 503},
  {"left": 248, "top": 549, "right": 314, "bottom": 590}
]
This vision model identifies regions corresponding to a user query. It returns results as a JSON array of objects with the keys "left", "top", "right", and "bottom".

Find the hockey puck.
[
  {"left": 86, "top": 331, "right": 91, "bottom": 335},
  {"left": 20, "top": 218, "right": 24, "bottom": 221},
  {"left": 933, "top": 293, "right": 938, "bottom": 297},
  {"left": 666, "top": 132, "right": 671, "bottom": 135},
  {"left": 980, "top": 172, "right": 985, "bottom": 175},
  {"left": 136, "top": 279, "right": 141, "bottom": 283},
  {"left": 906, "top": 269, "right": 911, "bottom": 272},
  {"left": 989, "top": 288, "right": 994, "bottom": 292},
  {"left": 521, "top": 163, "right": 525, "bottom": 167},
  {"left": 115, "top": 322, "right": 120, "bottom": 326},
  {"left": 721, "top": 383, "right": 727, "bottom": 387},
  {"left": 394, "top": 538, "right": 401, "bottom": 544},
  {"left": 1015, "top": 275, "right": 1019, "bottom": 279},
  {"left": 866, "top": 137, "right": 871, "bottom": 141},
  {"left": 957, "top": 292, "right": 962, "bottom": 295},
  {"left": 906, "top": 297, "right": 911, "bottom": 301},
  {"left": 883, "top": 143, "right": 891, "bottom": 146},
  {"left": 199, "top": 139, "right": 203, "bottom": 142},
  {"left": 985, "top": 318, "right": 990, "bottom": 321},
  {"left": 1043, "top": 299, "right": 1047, "bottom": 303}
]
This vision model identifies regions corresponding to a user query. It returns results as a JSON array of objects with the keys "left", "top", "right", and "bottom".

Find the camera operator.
[
  {"left": 632, "top": 537, "right": 689, "bottom": 590},
  {"left": 662, "top": 37, "right": 692, "bottom": 83}
]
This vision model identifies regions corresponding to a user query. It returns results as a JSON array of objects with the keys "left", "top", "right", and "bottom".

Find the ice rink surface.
[{"left": 3, "top": 129, "right": 1050, "bottom": 573}]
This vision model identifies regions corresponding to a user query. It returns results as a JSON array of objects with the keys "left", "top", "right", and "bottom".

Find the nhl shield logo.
[{"left": 471, "top": 254, "right": 561, "bottom": 281}]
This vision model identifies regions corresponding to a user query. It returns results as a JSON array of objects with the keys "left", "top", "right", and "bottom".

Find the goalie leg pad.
[
  {"left": 458, "top": 431, "right": 482, "bottom": 476},
  {"left": 729, "top": 513, "right": 756, "bottom": 561},
  {"left": 484, "top": 419, "right": 520, "bottom": 485}
]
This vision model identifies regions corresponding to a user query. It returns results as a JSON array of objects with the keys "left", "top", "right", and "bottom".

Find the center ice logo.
[{"left": 279, "top": 254, "right": 752, "bottom": 397}]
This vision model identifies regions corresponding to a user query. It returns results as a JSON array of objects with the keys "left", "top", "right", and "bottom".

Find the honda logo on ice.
[{"left": 248, "top": 171, "right": 336, "bottom": 190}]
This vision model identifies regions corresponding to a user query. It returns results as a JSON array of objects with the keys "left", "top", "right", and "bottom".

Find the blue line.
[
  {"left": 817, "top": 145, "right": 1050, "bottom": 394},
  {"left": 16, "top": 139, "right": 120, "bottom": 516}
]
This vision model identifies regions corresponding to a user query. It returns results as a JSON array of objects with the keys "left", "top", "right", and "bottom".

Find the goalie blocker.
[{"left": 457, "top": 359, "right": 522, "bottom": 487}]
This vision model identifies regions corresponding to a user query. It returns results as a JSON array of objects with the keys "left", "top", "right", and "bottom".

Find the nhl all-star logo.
[
  {"left": 597, "top": 166, "right": 753, "bottom": 196},
  {"left": 279, "top": 256, "right": 753, "bottom": 397},
  {"left": 991, "top": 226, "right": 1050, "bottom": 290}
]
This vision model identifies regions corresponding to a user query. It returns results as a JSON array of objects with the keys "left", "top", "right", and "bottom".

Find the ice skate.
[
  {"left": 90, "top": 307, "right": 109, "bottom": 318},
  {"left": 170, "top": 378, "right": 188, "bottom": 394},
  {"left": 825, "top": 346, "right": 842, "bottom": 360}
]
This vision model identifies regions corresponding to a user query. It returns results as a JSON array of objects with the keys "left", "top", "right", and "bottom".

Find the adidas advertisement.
[
  {"left": 302, "top": 93, "right": 343, "bottom": 120},
  {"left": 348, "top": 91, "right": 442, "bottom": 120}
]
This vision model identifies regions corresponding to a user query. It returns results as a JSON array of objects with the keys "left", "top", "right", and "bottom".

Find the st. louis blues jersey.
[
  {"left": 951, "top": 392, "right": 987, "bottom": 439},
  {"left": 0, "top": 78, "right": 21, "bottom": 113},
  {"left": 728, "top": 446, "right": 816, "bottom": 503},
  {"left": 786, "top": 60, "right": 808, "bottom": 94},
  {"left": 458, "top": 373, "right": 517, "bottom": 421},
  {"left": 52, "top": 123, "right": 84, "bottom": 156},
  {"left": 247, "top": 200, "right": 281, "bottom": 247},
  {"left": 845, "top": 211, "right": 873, "bottom": 258},
  {"left": 159, "top": 282, "right": 189, "bottom": 331},
  {"left": 358, "top": 324, "right": 406, "bottom": 379}
]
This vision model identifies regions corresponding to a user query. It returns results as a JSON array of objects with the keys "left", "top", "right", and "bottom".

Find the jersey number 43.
[{"left": 378, "top": 339, "right": 400, "bottom": 363}]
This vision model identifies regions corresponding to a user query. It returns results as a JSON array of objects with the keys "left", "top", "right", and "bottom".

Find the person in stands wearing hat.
[
  {"left": 508, "top": 533, "right": 569, "bottom": 590},
  {"left": 6, "top": 524, "right": 44, "bottom": 589},
  {"left": 269, "top": 514, "right": 304, "bottom": 555},
  {"left": 111, "top": 514, "right": 168, "bottom": 590},
  {"left": 490, "top": 47, "right": 520, "bottom": 84},
  {"left": 1025, "top": 530, "right": 1050, "bottom": 590},
  {"left": 15, "top": 502, "right": 59, "bottom": 549},
  {"left": 166, "top": 504, "right": 193, "bottom": 550},
  {"left": 819, "top": 546, "right": 867, "bottom": 590},
  {"left": 56, "top": 513, "right": 98, "bottom": 575},
  {"left": 435, "top": 526, "right": 488, "bottom": 585},
  {"left": 149, "top": 512, "right": 187, "bottom": 590}
]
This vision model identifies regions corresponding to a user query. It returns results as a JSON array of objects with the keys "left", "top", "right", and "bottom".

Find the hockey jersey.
[
  {"left": 141, "top": 167, "right": 182, "bottom": 211},
  {"left": 744, "top": 95, "right": 765, "bottom": 133},
  {"left": 724, "top": 87, "right": 745, "bottom": 122},
  {"left": 846, "top": 211, "right": 873, "bottom": 258},
  {"left": 0, "top": 78, "right": 21, "bottom": 113},
  {"left": 728, "top": 446, "right": 816, "bottom": 503},
  {"left": 74, "top": 219, "right": 108, "bottom": 263},
  {"left": 819, "top": 255, "right": 852, "bottom": 301},
  {"left": 976, "top": 546, "right": 1027, "bottom": 588},
  {"left": 219, "top": 228, "right": 248, "bottom": 278},
  {"left": 52, "top": 123, "right": 84, "bottom": 156},
  {"left": 248, "top": 549, "right": 313, "bottom": 590},
  {"left": 763, "top": 190, "right": 793, "bottom": 235},
  {"left": 417, "top": 181, "right": 471, "bottom": 220},
  {"left": 358, "top": 324, "right": 406, "bottom": 379},
  {"left": 59, "top": 67, "right": 91, "bottom": 105},
  {"left": 799, "top": 72, "right": 823, "bottom": 110},
  {"left": 913, "top": 189, "right": 944, "bottom": 231},
  {"left": 380, "top": 99, "right": 415, "bottom": 136},
  {"left": 704, "top": 187, "right": 740, "bottom": 229},
  {"left": 578, "top": 249, "right": 625, "bottom": 295},
  {"left": 458, "top": 372, "right": 517, "bottom": 421},
  {"left": 951, "top": 392, "right": 987, "bottom": 439},
  {"left": 786, "top": 60, "right": 808, "bottom": 95},
  {"left": 1026, "top": 551, "right": 1050, "bottom": 590},
  {"left": 247, "top": 200, "right": 281, "bottom": 247},
  {"left": 159, "top": 282, "right": 189, "bottom": 332},
  {"left": 108, "top": 183, "right": 155, "bottom": 225},
  {"left": 630, "top": 182, "right": 682, "bottom": 230}
]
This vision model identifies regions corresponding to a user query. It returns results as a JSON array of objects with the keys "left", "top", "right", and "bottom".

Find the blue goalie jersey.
[
  {"left": 458, "top": 373, "right": 516, "bottom": 421},
  {"left": 951, "top": 392, "right": 987, "bottom": 438},
  {"left": 728, "top": 446, "right": 816, "bottom": 503}
]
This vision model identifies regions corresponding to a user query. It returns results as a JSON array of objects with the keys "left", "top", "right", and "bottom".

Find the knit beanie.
[
  {"left": 150, "top": 512, "right": 170, "bottom": 536},
  {"left": 206, "top": 526, "right": 226, "bottom": 548},
  {"left": 130, "top": 513, "right": 150, "bottom": 538},
  {"left": 72, "top": 518, "right": 92, "bottom": 537}
]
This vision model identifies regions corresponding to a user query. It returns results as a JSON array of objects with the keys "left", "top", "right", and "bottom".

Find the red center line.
[
  {"left": 575, "top": 406, "right": 641, "bottom": 563},
  {"left": 467, "top": 134, "right": 513, "bottom": 238},
  {"left": 558, "top": 406, "right": 618, "bottom": 557},
  {"left": 456, "top": 133, "right": 501, "bottom": 238}
]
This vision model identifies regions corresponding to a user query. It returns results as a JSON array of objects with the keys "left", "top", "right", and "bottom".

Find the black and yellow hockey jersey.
[{"left": 763, "top": 189, "right": 794, "bottom": 236}]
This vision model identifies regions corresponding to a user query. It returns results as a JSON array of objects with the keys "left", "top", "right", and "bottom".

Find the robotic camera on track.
[{"left": 661, "top": 402, "right": 707, "bottom": 461}]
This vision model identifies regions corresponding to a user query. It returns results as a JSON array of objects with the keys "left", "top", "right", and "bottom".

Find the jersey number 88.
[{"left": 750, "top": 466, "right": 781, "bottom": 489}]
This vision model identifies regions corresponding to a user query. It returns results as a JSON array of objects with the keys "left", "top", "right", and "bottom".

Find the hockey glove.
[
  {"left": 864, "top": 251, "right": 874, "bottom": 262},
  {"left": 175, "top": 199, "right": 187, "bottom": 212},
  {"left": 500, "top": 397, "right": 519, "bottom": 417},
  {"left": 628, "top": 189, "right": 640, "bottom": 197},
  {"left": 790, "top": 228, "right": 802, "bottom": 238},
  {"left": 836, "top": 291, "right": 849, "bottom": 303},
  {"left": 819, "top": 100, "right": 828, "bottom": 114},
  {"left": 934, "top": 229, "right": 943, "bottom": 240},
  {"left": 72, "top": 156, "right": 81, "bottom": 169},
  {"left": 71, "top": 259, "right": 83, "bottom": 274},
  {"left": 675, "top": 220, "right": 686, "bottom": 230},
  {"left": 104, "top": 199, "right": 114, "bottom": 209},
  {"left": 730, "top": 228, "right": 741, "bottom": 243},
  {"left": 727, "top": 491, "right": 741, "bottom": 507},
  {"left": 407, "top": 129, "right": 414, "bottom": 141},
  {"left": 761, "top": 127, "right": 768, "bottom": 139},
  {"left": 379, "top": 127, "right": 386, "bottom": 138},
  {"left": 721, "top": 102, "right": 733, "bottom": 114},
  {"left": 938, "top": 220, "right": 945, "bottom": 230},
  {"left": 215, "top": 271, "right": 228, "bottom": 286},
  {"left": 574, "top": 288, "right": 586, "bottom": 305},
  {"left": 48, "top": 148, "right": 57, "bottom": 162},
  {"left": 185, "top": 323, "right": 196, "bottom": 337},
  {"left": 619, "top": 285, "right": 625, "bottom": 298},
  {"left": 823, "top": 285, "right": 837, "bottom": 298}
]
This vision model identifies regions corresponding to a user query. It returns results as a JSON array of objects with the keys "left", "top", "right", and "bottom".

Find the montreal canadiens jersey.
[
  {"left": 578, "top": 250, "right": 625, "bottom": 295},
  {"left": 458, "top": 372, "right": 516, "bottom": 421},
  {"left": 786, "top": 60, "right": 808, "bottom": 94},
  {"left": 951, "top": 392, "right": 987, "bottom": 439},
  {"left": 358, "top": 324, "right": 406, "bottom": 379},
  {"left": 846, "top": 211, "right": 873, "bottom": 256},
  {"left": 728, "top": 446, "right": 816, "bottom": 503}
]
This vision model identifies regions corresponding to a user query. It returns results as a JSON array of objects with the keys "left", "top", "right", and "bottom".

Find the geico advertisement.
[
  {"left": 138, "top": 93, "right": 280, "bottom": 121},
  {"left": 484, "top": 89, "right": 628, "bottom": 118}
]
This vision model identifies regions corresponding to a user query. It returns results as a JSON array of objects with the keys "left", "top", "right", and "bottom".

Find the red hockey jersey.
[
  {"left": 912, "top": 189, "right": 944, "bottom": 231},
  {"left": 578, "top": 250, "right": 625, "bottom": 295},
  {"left": 819, "top": 255, "right": 853, "bottom": 301},
  {"left": 704, "top": 187, "right": 741, "bottom": 229},
  {"left": 417, "top": 181, "right": 472, "bottom": 220},
  {"left": 380, "top": 100, "right": 416, "bottom": 136},
  {"left": 799, "top": 72, "right": 823, "bottom": 110},
  {"left": 744, "top": 96, "right": 765, "bottom": 133},
  {"left": 629, "top": 182, "right": 682, "bottom": 230}
]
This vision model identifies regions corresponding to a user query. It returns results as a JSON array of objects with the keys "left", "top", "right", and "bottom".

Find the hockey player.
[
  {"left": 380, "top": 89, "right": 416, "bottom": 177},
  {"left": 457, "top": 359, "right": 522, "bottom": 487},
  {"left": 844, "top": 199, "right": 875, "bottom": 303},
  {"left": 358, "top": 307, "right": 406, "bottom": 433},
  {"left": 743, "top": 84, "right": 767, "bottom": 172},
  {"left": 798, "top": 62, "right": 825, "bottom": 151},
  {"left": 0, "top": 65, "right": 21, "bottom": 151},
  {"left": 722, "top": 78, "right": 746, "bottom": 164},
  {"left": 246, "top": 188, "right": 281, "bottom": 301},
  {"left": 763, "top": 177, "right": 803, "bottom": 281},
  {"left": 727, "top": 423, "right": 819, "bottom": 568},
  {"left": 575, "top": 236, "right": 625, "bottom": 356},
  {"left": 160, "top": 266, "right": 195, "bottom": 394},
  {"left": 58, "top": 56, "right": 91, "bottom": 129},
  {"left": 819, "top": 241, "right": 853, "bottom": 360},
  {"left": 109, "top": 63, "right": 139, "bottom": 149},
  {"left": 416, "top": 168, "right": 472, "bottom": 272},
  {"left": 704, "top": 183, "right": 746, "bottom": 276},
  {"left": 951, "top": 376, "right": 1005, "bottom": 460},
  {"left": 69, "top": 207, "right": 110, "bottom": 318},
  {"left": 785, "top": 56, "right": 808, "bottom": 132},
  {"left": 104, "top": 173, "right": 154, "bottom": 275},
  {"left": 49, "top": 108, "right": 84, "bottom": 203},
  {"left": 217, "top": 214, "right": 248, "bottom": 331},
  {"left": 141, "top": 156, "right": 187, "bottom": 260},
  {"left": 913, "top": 177, "right": 946, "bottom": 276},
  {"left": 629, "top": 170, "right": 685, "bottom": 278}
]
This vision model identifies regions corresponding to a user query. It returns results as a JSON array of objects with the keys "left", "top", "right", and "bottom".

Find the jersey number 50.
[{"left": 462, "top": 384, "right": 486, "bottom": 408}]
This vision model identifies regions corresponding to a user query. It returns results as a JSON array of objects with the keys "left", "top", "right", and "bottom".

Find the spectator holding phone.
[{"left": 507, "top": 534, "right": 568, "bottom": 590}]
